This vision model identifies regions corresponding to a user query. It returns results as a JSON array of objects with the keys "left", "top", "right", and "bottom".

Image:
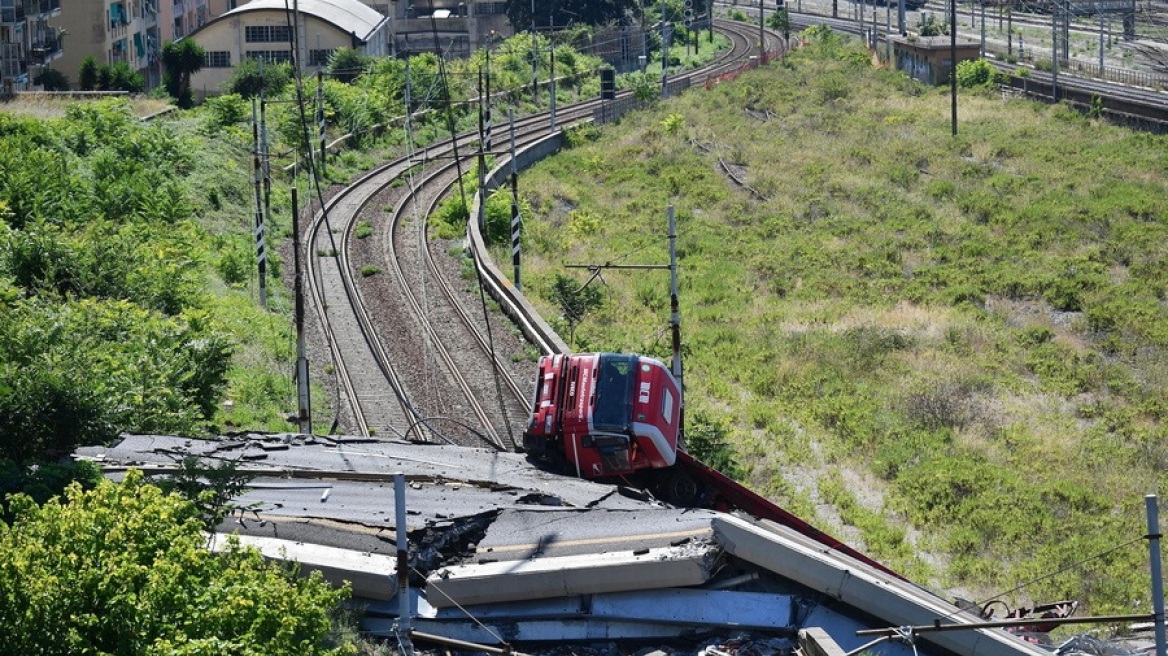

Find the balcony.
[
  {"left": 29, "top": 34, "right": 59, "bottom": 62},
  {"left": 25, "top": 0, "right": 59, "bottom": 18}
]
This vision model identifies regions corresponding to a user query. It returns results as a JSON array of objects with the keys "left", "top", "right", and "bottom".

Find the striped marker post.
[
  {"left": 252, "top": 98, "right": 266, "bottom": 308},
  {"left": 510, "top": 172, "right": 521, "bottom": 291},
  {"left": 483, "top": 62, "right": 492, "bottom": 156},
  {"left": 316, "top": 70, "right": 326, "bottom": 178},
  {"left": 509, "top": 107, "right": 520, "bottom": 290}
]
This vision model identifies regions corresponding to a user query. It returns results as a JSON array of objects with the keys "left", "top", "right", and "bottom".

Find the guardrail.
[{"left": 467, "top": 132, "right": 572, "bottom": 357}]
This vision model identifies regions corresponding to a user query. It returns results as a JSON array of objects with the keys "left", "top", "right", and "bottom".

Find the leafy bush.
[
  {"left": 0, "top": 471, "right": 352, "bottom": 654},
  {"left": 35, "top": 68, "right": 68, "bottom": 91},
  {"left": 956, "top": 59, "right": 1000, "bottom": 88},
  {"left": 78, "top": 56, "right": 99, "bottom": 90},
  {"left": 226, "top": 58, "right": 292, "bottom": 99},
  {"left": 327, "top": 47, "right": 369, "bottom": 83},
  {"left": 204, "top": 93, "right": 250, "bottom": 127}
]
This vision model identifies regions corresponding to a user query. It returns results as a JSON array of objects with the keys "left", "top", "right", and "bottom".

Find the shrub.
[
  {"left": 35, "top": 68, "right": 69, "bottom": 91},
  {"left": 78, "top": 56, "right": 99, "bottom": 90},
  {"left": 226, "top": 58, "right": 292, "bottom": 99},
  {"left": 204, "top": 93, "right": 249, "bottom": 127},
  {"left": 0, "top": 471, "right": 352, "bottom": 654},
  {"left": 956, "top": 59, "right": 1000, "bottom": 88}
]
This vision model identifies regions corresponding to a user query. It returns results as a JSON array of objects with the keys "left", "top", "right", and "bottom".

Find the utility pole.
[
  {"left": 531, "top": 0, "right": 538, "bottom": 106},
  {"left": 1149, "top": 495, "right": 1168, "bottom": 656},
  {"left": 564, "top": 209, "right": 684, "bottom": 421},
  {"left": 394, "top": 473, "right": 415, "bottom": 656},
  {"left": 316, "top": 70, "right": 326, "bottom": 178},
  {"left": 1051, "top": 0, "right": 1059, "bottom": 101},
  {"left": 661, "top": 0, "right": 669, "bottom": 98},
  {"left": 759, "top": 0, "right": 765, "bottom": 61},
  {"left": 258, "top": 86, "right": 270, "bottom": 308},
  {"left": 981, "top": 0, "right": 986, "bottom": 57},
  {"left": 291, "top": 187, "right": 311, "bottom": 435},
  {"left": 950, "top": 0, "right": 957, "bottom": 136},
  {"left": 250, "top": 98, "right": 266, "bottom": 308},
  {"left": 549, "top": 13, "right": 556, "bottom": 131},
  {"left": 668, "top": 205, "right": 683, "bottom": 408},
  {"left": 509, "top": 106, "right": 521, "bottom": 290},
  {"left": 477, "top": 67, "right": 486, "bottom": 231}
]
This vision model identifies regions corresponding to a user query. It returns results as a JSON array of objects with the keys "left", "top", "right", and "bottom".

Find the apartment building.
[
  {"left": 49, "top": 0, "right": 216, "bottom": 89},
  {"left": 387, "top": 0, "right": 511, "bottom": 58},
  {"left": 1, "top": 0, "right": 63, "bottom": 91}
]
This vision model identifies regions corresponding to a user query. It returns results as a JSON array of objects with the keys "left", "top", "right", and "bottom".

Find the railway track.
[{"left": 305, "top": 18, "right": 773, "bottom": 450}]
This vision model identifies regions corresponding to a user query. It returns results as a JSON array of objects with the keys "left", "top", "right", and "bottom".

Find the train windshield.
[{"left": 592, "top": 353, "right": 636, "bottom": 432}]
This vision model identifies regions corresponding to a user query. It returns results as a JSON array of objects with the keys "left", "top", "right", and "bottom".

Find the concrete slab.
[
  {"left": 712, "top": 515, "right": 1051, "bottom": 656},
  {"left": 209, "top": 533, "right": 398, "bottom": 600},
  {"left": 474, "top": 508, "right": 718, "bottom": 562},
  {"left": 83, "top": 434, "right": 635, "bottom": 509},
  {"left": 413, "top": 589, "right": 794, "bottom": 631},
  {"left": 365, "top": 617, "right": 701, "bottom": 643},
  {"left": 426, "top": 542, "right": 719, "bottom": 608}
]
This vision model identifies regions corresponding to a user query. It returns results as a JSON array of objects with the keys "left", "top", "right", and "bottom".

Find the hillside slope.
[{"left": 509, "top": 29, "right": 1168, "bottom": 612}]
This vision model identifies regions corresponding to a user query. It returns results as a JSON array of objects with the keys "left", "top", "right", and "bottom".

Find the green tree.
[
  {"left": 35, "top": 68, "right": 69, "bottom": 91},
  {"left": 551, "top": 273, "right": 603, "bottom": 345},
  {"left": 162, "top": 39, "right": 205, "bottom": 107},
  {"left": 108, "top": 61, "right": 144, "bottom": 92},
  {"left": 78, "top": 55, "right": 98, "bottom": 90},
  {"left": 327, "top": 47, "right": 369, "bottom": 83},
  {"left": 226, "top": 58, "right": 292, "bottom": 99},
  {"left": 0, "top": 470, "right": 353, "bottom": 654}
]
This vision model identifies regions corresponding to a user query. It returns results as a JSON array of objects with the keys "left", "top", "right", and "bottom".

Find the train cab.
[{"left": 524, "top": 352, "right": 682, "bottom": 480}]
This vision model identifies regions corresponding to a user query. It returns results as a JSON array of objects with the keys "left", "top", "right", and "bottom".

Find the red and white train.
[{"left": 522, "top": 352, "right": 692, "bottom": 499}]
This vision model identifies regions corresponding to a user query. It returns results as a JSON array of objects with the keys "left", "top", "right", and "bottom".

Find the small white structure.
[{"left": 188, "top": 0, "right": 388, "bottom": 95}]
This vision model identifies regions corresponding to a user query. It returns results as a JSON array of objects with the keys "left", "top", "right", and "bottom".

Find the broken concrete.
[
  {"left": 426, "top": 542, "right": 720, "bottom": 608},
  {"left": 208, "top": 533, "right": 398, "bottom": 600},
  {"left": 712, "top": 515, "right": 1051, "bottom": 656}
]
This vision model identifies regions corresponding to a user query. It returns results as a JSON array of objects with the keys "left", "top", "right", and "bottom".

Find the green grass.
[{"left": 515, "top": 28, "right": 1168, "bottom": 613}]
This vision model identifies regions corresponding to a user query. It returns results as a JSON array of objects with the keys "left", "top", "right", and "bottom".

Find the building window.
[
  {"left": 204, "top": 50, "right": 230, "bottom": 67},
  {"left": 308, "top": 48, "right": 333, "bottom": 66},
  {"left": 476, "top": 1, "right": 506, "bottom": 15},
  {"left": 245, "top": 50, "right": 292, "bottom": 63},
  {"left": 245, "top": 25, "right": 292, "bottom": 43}
]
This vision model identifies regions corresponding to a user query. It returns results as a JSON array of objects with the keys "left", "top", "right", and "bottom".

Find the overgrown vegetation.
[
  {"left": 515, "top": 27, "right": 1168, "bottom": 613},
  {"left": 0, "top": 471, "right": 353, "bottom": 654}
]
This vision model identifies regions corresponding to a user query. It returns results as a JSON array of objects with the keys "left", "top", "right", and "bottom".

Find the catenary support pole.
[
  {"left": 484, "top": 49, "right": 492, "bottom": 156},
  {"left": 668, "top": 205, "right": 683, "bottom": 402},
  {"left": 1052, "top": 0, "right": 1059, "bottom": 101},
  {"left": 1099, "top": 6, "right": 1105, "bottom": 75},
  {"left": 316, "top": 70, "right": 326, "bottom": 179},
  {"left": 950, "top": 0, "right": 958, "bottom": 136},
  {"left": 981, "top": 0, "right": 986, "bottom": 57},
  {"left": 477, "top": 68, "right": 486, "bottom": 231},
  {"left": 661, "top": 0, "right": 669, "bottom": 98},
  {"left": 509, "top": 107, "right": 520, "bottom": 290},
  {"left": 1148, "top": 495, "right": 1167, "bottom": 656},
  {"left": 395, "top": 473, "right": 415, "bottom": 656},
  {"left": 549, "top": 18, "right": 556, "bottom": 131},
  {"left": 258, "top": 93, "right": 270, "bottom": 308},
  {"left": 251, "top": 99, "right": 265, "bottom": 307},
  {"left": 898, "top": 0, "right": 906, "bottom": 35},
  {"left": 760, "top": 0, "right": 766, "bottom": 61},
  {"left": 291, "top": 188, "right": 310, "bottom": 434}
]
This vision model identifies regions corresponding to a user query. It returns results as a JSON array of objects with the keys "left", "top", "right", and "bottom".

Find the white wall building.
[{"left": 188, "top": 0, "right": 388, "bottom": 94}]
